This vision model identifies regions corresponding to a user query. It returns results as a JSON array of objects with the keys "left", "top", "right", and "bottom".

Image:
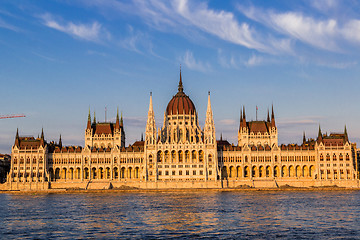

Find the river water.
[{"left": 0, "top": 190, "right": 359, "bottom": 239}]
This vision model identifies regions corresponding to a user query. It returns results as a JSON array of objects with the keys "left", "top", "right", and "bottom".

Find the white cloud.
[
  {"left": 310, "top": 0, "right": 338, "bottom": 12},
  {"left": 343, "top": 20, "right": 360, "bottom": 43},
  {"left": 238, "top": 4, "right": 360, "bottom": 52},
  {"left": 174, "top": 0, "right": 269, "bottom": 52},
  {"left": 0, "top": 17, "right": 20, "bottom": 32},
  {"left": 219, "top": 119, "right": 236, "bottom": 125},
  {"left": 40, "top": 13, "right": 110, "bottom": 42},
  {"left": 245, "top": 54, "right": 263, "bottom": 67},
  {"left": 180, "top": 50, "right": 211, "bottom": 72},
  {"left": 269, "top": 12, "right": 339, "bottom": 51}
]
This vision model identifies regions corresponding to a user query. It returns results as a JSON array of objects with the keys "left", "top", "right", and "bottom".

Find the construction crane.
[{"left": 0, "top": 114, "right": 26, "bottom": 119}]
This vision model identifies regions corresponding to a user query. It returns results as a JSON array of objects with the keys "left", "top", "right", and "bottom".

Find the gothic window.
[
  {"left": 171, "top": 151, "right": 176, "bottom": 162},
  {"left": 326, "top": 154, "right": 330, "bottom": 161},
  {"left": 192, "top": 150, "right": 197, "bottom": 162},
  {"left": 199, "top": 151, "right": 204, "bottom": 163},
  {"left": 157, "top": 151, "right": 162, "bottom": 163},
  {"left": 178, "top": 151, "right": 183, "bottom": 163},
  {"left": 149, "top": 154, "right": 153, "bottom": 163}
]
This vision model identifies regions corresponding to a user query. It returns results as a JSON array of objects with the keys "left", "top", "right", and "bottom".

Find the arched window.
[
  {"left": 192, "top": 150, "right": 197, "bottom": 162},
  {"left": 208, "top": 154, "right": 212, "bottom": 162},
  {"left": 178, "top": 151, "right": 183, "bottom": 163},
  {"left": 326, "top": 154, "right": 330, "bottom": 161},
  {"left": 333, "top": 154, "right": 337, "bottom": 161},
  {"left": 149, "top": 154, "right": 153, "bottom": 163},
  {"left": 339, "top": 154, "right": 343, "bottom": 161},
  {"left": 199, "top": 150, "right": 204, "bottom": 163},
  {"left": 171, "top": 151, "right": 176, "bottom": 162},
  {"left": 157, "top": 151, "right": 162, "bottom": 163},
  {"left": 346, "top": 153, "right": 350, "bottom": 161},
  {"left": 320, "top": 154, "right": 324, "bottom": 161}
]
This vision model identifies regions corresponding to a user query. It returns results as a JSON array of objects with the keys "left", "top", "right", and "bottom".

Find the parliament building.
[{"left": 5, "top": 71, "right": 359, "bottom": 190}]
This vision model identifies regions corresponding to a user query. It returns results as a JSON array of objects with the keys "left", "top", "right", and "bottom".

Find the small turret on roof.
[{"left": 271, "top": 105, "right": 275, "bottom": 127}]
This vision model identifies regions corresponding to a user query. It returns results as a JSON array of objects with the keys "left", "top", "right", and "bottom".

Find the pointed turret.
[
  {"left": 15, "top": 128, "right": 19, "bottom": 147},
  {"left": 120, "top": 111, "right": 123, "bottom": 128},
  {"left": 145, "top": 92, "right": 156, "bottom": 145},
  {"left": 59, "top": 134, "right": 62, "bottom": 148},
  {"left": 317, "top": 125, "right": 323, "bottom": 142},
  {"left": 87, "top": 108, "right": 91, "bottom": 130},
  {"left": 204, "top": 91, "right": 215, "bottom": 145},
  {"left": 93, "top": 111, "right": 96, "bottom": 124},
  {"left": 115, "top": 107, "right": 120, "bottom": 130},
  {"left": 267, "top": 108, "right": 270, "bottom": 122},
  {"left": 141, "top": 133, "right": 144, "bottom": 142},
  {"left": 178, "top": 66, "right": 183, "bottom": 93},
  {"left": 303, "top": 131, "right": 306, "bottom": 144},
  {"left": 271, "top": 104, "right": 276, "bottom": 127},
  {"left": 344, "top": 125, "right": 349, "bottom": 143},
  {"left": 40, "top": 128, "right": 45, "bottom": 146},
  {"left": 241, "top": 106, "right": 246, "bottom": 127}
]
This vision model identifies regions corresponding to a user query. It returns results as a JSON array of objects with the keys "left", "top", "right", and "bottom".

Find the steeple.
[
  {"left": 40, "top": 128, "right": 45, "bottom": 146},
  {"left": 120, "top": 111, "right": 123, "bottom": 128},
  {"left": 59, "top": 134, "right": 62, "bottom": 148},
  {"left": 344, "top": 125, "right": 349, "bottom": 142},
  {"left": 318, "top": 125, "right": 323, "bottom": 142},
  {"left": 243, "top": 106, "right": 246, "bottom": 121},
  {"left": 145, "top": 92, "right": 156, "bottom": 145},
  {"left": 178, "top": 65, "right": 183, "bottom": 93},
  {"left": 15, "top": 128, "right": 19, "bottom": 147},
  {"left": 271, "top": 104, "right": 275, "bottom": 127},
  {"left": 204, "top": 91, "right": 215, "bottom": 145},
  {"left": 141, "top": 133, "right": 144, "bottom": 142},
  {"left": 115, "top": 107, "right": 120, "bottom": 130},
  {"left": 87, "top": 108, "right": 91, "bottom": 130},
  {"left": 267, "top": 108, "right": 270, "bottom": 122},
  {"left": 93, "top": 111, "right": 96, "bottom": 124},
  {"left": 303, "top": 131, "right": 306, "bottom": 144}
]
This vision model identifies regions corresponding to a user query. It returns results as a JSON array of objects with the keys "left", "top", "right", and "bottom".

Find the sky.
[{"left": 1, "top": 0, "right": 360, "bottom": 153}]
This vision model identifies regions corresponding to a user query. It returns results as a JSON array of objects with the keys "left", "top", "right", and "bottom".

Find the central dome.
[{"left": 166, "top": 72, "right": 196, "bottom": 115}]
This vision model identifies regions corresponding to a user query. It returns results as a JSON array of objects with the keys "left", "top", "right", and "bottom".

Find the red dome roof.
[{"left": 166, "top": 72, "right": 196, "bottom": 115}]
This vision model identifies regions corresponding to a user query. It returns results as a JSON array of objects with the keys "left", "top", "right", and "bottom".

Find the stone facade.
[{"left": 5, "top": 71, "right": 359, "bottom": 190}]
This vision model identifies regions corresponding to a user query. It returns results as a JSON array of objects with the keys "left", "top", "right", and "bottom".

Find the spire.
[
  {"left": 141, "top": 133, "right": 144, "bottom": 142},
  {"left": 344, "top": 125, "right": 349, "bottom": 142},
  {"left": 204, "top": 91, "right": 215, "bottom": 145},
  {"left": 271, "top": 104, "right": 275, "bottom": 127},
  {"left": 317, "top": 125, "right": 323, "bottom": 142},
  {"left": 87, "top": 108, "right": 91, "bottom": 129},
  {"left": 120, "top": 111, "right": 123, "bottom": 128},
  {"left": 267, "top": 108, "right": 270, "bottom": 122},
  {"left": 178, "top": 65, "right": 183, "bottom": 93},
  {"left": 243, "top": 106, "right": 246, "bottom": 121},
  {"left": 40, "top": 128, "right": 45, "bottom": 146},
  {"left": 15, "top": 128, "right": 19, "bottom": 146},
  {"left": 115, "top": 107, "right": 120, "bottom": 130},
  {"left": 145, "top": 92, "right": 156, "bottom": 145},
  {"left": 93, "top": 111, "right": 96, "bottom": 124},
  {"left": 220, "top": 133, "right": 223, "bottom": 141},
  {"left": 303, "top": 131, "right": 306, "bottom": 144},
  {"left": 149, "top": 92, "right": 153, "bottom": 113},
  {"left": 59, "top": 134, "right": 62, "bottom": 148},
  {"left": 206, "top": 91, "right": 212, "bottom": 114}
]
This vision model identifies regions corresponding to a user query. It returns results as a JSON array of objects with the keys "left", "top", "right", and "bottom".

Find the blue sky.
[{"left": 1, "top": 0, "right": 360, "bottom": 153}]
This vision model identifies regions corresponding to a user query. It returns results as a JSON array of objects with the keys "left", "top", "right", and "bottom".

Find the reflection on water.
[{"left": 0, "top": 191, "right": 359, "bottom": 239}]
